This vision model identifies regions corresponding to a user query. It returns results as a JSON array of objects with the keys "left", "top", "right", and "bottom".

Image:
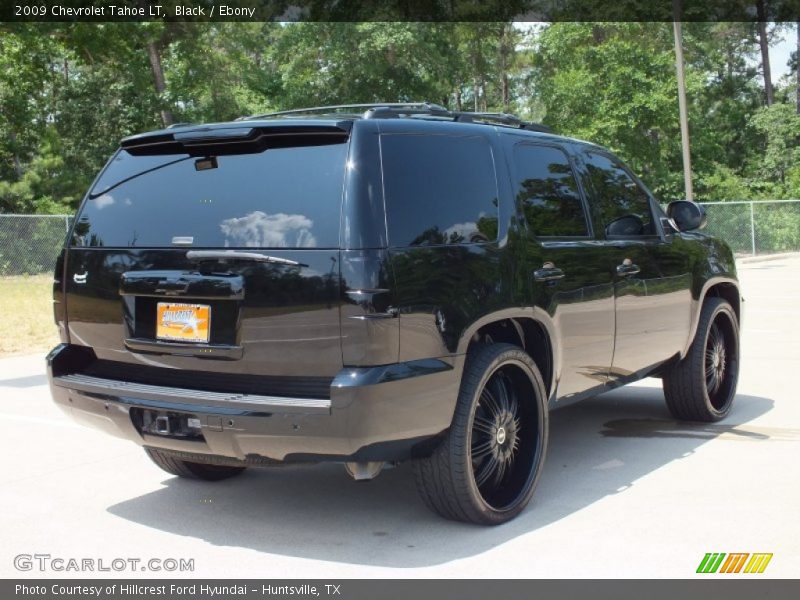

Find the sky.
[{"left": 771, "top": 23, "right": 797, "bottom": 80}]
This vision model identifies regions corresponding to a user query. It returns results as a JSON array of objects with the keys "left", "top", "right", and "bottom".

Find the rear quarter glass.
[
  {"left": 380, "top": 133, "right": 499, "bottom": 247},
  {"left": 73, "top": 143, "right": 348, "bottom": 249}
]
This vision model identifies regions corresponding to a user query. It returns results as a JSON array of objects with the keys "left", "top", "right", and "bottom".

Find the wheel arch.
[
  {"left": 682, "top": 277, "right": 741, "bottom": 359},
  {"left": 457, "top": 309, "right": 558, "bottom": 399},
  {"left": 704, "top": 281, "right": 741, "bottom": 323}
]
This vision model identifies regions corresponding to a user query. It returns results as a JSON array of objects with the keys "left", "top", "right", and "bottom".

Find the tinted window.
[
  {"left": 381, "top": 134, "right": 499, "bottom": 247},
  {"left": 513, "top": 144, "right": 588, "bottom": 237},
  {"left": 72, "top": 142, "right": 348, "bottom": 248},
  {"left": 583, "top": 151, "right": 655, "bottom": 237}
]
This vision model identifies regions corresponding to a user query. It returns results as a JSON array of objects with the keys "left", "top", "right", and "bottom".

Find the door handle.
[
  {"left": 616, "top": 259, "right": 641, "bottom": 277},
  {"left": 534, "top": 264, "right": 565, "bottom": 282}
]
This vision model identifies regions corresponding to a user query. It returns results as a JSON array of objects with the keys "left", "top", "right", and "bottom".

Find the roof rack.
[
  {"left": 244, "top": 102, "right": 449, "bottom": 120},
  {"left": 452, "top": 111, "right": 552, "bottom": 132},
  {"left": 241, "top": 102, "right": 552, "bottom": 133}
]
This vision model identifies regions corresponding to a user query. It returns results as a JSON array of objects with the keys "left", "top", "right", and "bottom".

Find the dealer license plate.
[{"left": 156, "top": 302, "right": 211, "bottom": 343}]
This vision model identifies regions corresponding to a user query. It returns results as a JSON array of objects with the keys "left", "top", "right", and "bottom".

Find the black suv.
[{"left": 48, "top": 103, "right": 741, "bottom": 525}]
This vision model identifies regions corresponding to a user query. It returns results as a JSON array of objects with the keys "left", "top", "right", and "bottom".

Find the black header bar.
[{"left": 4, "top": 0, "right": 800, "bottom": 22}]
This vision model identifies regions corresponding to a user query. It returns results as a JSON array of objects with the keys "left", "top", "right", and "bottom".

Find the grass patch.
[{"left": 0, "top": 274, "right": 59, "bottom": 356}]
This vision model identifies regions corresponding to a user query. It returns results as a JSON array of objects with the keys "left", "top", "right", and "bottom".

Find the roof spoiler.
[{"left": 120, "top": 122, "right": 352, "bottom": 155}]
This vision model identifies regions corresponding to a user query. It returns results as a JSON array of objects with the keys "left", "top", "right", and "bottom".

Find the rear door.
[
  {"left": 509, "top": 141, "right": 616, "bottom": 400},
  {"left": 64, "top": 126, "right": 348, "bottom": 385},
  {"left": 380, "top": 129, "right": 505, "bottom": 362}
]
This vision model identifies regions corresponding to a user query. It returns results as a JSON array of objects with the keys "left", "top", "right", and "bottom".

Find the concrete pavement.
[{"left": 1, "top": 256, "right": 798, "bottom": 578}]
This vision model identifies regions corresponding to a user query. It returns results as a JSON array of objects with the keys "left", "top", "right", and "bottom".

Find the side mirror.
[
  {"left": 606, "top": 214, "right": 644, "bottom": 237},
  {"left": 667, "top": 200, "right": 707, "bottom": 232}
]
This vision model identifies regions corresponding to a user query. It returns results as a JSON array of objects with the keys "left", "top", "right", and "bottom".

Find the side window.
[
  {"left": 583, "top": 151, "right": 656, "bottom": 237},
  {"left": 513, "top": 144, "right": 588, "bottom": 237},
  {"left": 381, "top": 134, "right": 499, "bottom": 247}
]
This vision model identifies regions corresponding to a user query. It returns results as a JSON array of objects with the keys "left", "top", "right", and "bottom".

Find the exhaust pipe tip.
[{"left": 344, "top": 461, "right": 384, "bottom": 481}]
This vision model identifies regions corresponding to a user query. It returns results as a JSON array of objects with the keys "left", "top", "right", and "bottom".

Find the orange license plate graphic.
[{"left": 156, "top": 303, "right": 210, "bottom": 343}]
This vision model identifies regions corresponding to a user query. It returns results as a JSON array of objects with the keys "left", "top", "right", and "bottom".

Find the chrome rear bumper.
[{"left": 52, "top": 373, "right": 331, "bottom": 415}]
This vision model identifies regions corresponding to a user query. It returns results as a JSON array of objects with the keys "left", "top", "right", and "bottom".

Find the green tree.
[
  {"left": 0, "top": 25, "right": 61, "bottom": 185},
  {"left": 531, "top": 23, "right": 687, "bottom": 198},
  {"left": 747, "top": 103, "right": 800, "bottom": 192},
  {"left": 270, "top": 23, "right": 458, "bottom": 108},
  {"left": 2, "top": 20, "right": 799, "bottom": 218}
]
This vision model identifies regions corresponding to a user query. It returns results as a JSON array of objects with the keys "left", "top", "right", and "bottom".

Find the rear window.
[
  {"left": 71, "top": 142, "right": 348, "bottom": 248},
  {"left": 381, "top": 134, "right": 499, "bottom": 247}
]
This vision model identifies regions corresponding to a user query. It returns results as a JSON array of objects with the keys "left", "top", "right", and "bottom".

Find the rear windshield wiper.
[
  {"left": 186, "top": 250, "right": 307, "bottom": 267},
  {"left": 90, "top": 156, "right": 192, "bottom": 198}
]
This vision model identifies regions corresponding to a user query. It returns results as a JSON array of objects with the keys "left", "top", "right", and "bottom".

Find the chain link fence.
[
  {"left": 0, "top": 215, "right": 72, "bottom": 276},
  {"left": 700, "top": 200, "right": 800, "bottom": 257},
  {"left": 0, "top": 200, "right": 798, "bottom": 275}
]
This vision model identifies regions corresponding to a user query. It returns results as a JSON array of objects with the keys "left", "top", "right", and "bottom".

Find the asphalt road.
[{"left": 1, "top": 255, "right": 799, "bottom": 578}]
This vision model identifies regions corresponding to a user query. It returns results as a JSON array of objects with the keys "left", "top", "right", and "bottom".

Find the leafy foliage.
[{"left": 0, "top": 22, "right": 798, "bottom": 215}]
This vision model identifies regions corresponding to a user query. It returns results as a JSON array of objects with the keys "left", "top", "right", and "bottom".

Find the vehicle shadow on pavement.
[
  {"left": 107, "top": 385, "right": 774, "bottom": 568},
  {"left": 0, "top": 374, "right": 47, "bottom": 388}
]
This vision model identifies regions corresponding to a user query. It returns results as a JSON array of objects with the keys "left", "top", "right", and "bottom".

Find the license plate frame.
[{"left": 155, "top": 302, "right": 211, "bottom": 343}]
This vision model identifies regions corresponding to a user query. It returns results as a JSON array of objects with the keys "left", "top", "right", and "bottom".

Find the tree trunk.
[
  {"left": 756, "top": 1, "right": 774, "bottom": 106},
  {"left": 501, "top": 72, "right": 509, "bottom": 114},
  {"left": 470, "top": 34, "right": 480, "bottom": 112},
  {"left": 9, "top": 131, "right": 23, "bottom": 178},
  {"left": 454, "top": 89, "right": 462, "bottom": 112},
  {"left": 591, "top": 24, "right": 605, "bottom": 45},
  {"left": 796, "top": 21, "right": 799, "bottom": 114},
  {"left": 146, "top": 40, "right": 174, "bottom": 127},
  {"left": 499, "top": 24, "right": 510, "bottom": 113}
]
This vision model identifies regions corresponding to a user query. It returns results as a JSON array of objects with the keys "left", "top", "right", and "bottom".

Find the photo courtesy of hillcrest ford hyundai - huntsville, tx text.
[{"left": 47, "top": 102, "right": 741, "bottom": 525}]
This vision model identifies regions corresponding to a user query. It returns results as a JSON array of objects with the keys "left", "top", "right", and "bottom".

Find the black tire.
[
  {"left": 144, "top": 447, "right": 246, "bottom": 481},
  {"left": 413, "top": 343, "right": 549, "bottom": 525},
  {"left": 663, "top": 297, "right": 740, "bottom": 422}
]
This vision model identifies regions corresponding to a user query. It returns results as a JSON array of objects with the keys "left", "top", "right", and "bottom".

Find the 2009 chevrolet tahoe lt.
[{"left": 48, "top": 102, "right": 741, "bottom": 525}]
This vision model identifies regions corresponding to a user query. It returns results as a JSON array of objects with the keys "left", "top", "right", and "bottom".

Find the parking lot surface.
[{"left": 1, "top": 256, "right": 799, "bottom": 578}]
